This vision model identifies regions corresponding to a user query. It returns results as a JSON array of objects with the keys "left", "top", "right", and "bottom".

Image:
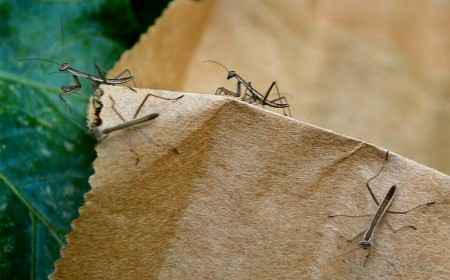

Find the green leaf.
[{"left": 0, "top": 1, "right": 151, "bottom": 278}]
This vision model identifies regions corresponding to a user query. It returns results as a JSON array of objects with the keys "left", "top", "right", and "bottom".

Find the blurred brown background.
[{"left": 112, "top": 0, "right": 450, "bottom": 174}]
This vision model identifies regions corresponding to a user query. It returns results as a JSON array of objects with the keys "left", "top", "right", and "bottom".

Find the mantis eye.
[
  {"left": 227, "top": 71, "right": 236, "bottom": 79},
  {"left": 59, "top": 62, "right": 70, "bottom": 71}
]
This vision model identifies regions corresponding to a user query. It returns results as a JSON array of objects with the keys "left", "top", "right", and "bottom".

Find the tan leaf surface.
[{"left": 52, "top": 85, "right": 449, "bottom": 279}]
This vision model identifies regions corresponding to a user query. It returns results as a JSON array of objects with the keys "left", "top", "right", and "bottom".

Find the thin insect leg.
[
  {"left": 133, "top": 94, "right": 152, "bottom": 119},
  {"left": 59, "top": 74, "right": 83, "bottom": 111},
  {"left": 215, "top": 84, "right": 241, "bottom": 98},
  {"left": 133, "top": 94, "right": 150, "bottom": 119},
  {"left": 387, "top": 201, "right": 436, "bottom": 215},
  {"left": 269, "top": 97, "right": 291, "bottom": 116},
  {"left": 108, "top": 95, "right": 142, "bottom": 165},
  {"left": 113, "top": 69, "right": 136, "bottom": 88},
  {"left": 365, "top": 151, "right": 390, "bottom": 206},
  {"left": 332, "top": 245, "right": 362, "bottom": 259},
  {"left": 94, "top": 64, "right": 108, "bottom": 84},
  {"left": 114, "top": 69, "right": 137, "bottom": 88},
  {"left": 92, "top": 61, "right": 109, "bottom": 83},
  {"left": 328, "top": 218, "right": 369, "bottom": 244},
  {"left": 269, "top": 96, "right": 289, "bottom": 105},
  {"left": 133, "top": 93, "right": 184, "bottom": 119},
  {"left": 138, "top": 131, "right": 180, "bottom": 155},
  {"left": 58, "top": 95, "right": 72, "bottom": 112},
  {"left": 112, "top": 68, "right": 133, "bottom": 79},
  {"left": 329, "top": 214, "right": 374, "bottom": 218},
  {"left": 348, "top": 230, "right": 367, "bottom": 242},
  {"left": 123, "top": 86, "right": 137, "bottom": 93},
  {"left": 380, "top": 199, "right": 435, "bottom": 233},
  {"left": 267, "top": 82, "right": 286, "bottom": 104},
  {"left": 262, "top": 81, "right": 277, "bottom": 104},
  {"left": 140, "top": 131, "right": 180, "bottom": 154},
  {"left": 109, "top": 96, "right": 126, "bottom": 122},
  {"left": 236, "top": 80, "right": 242, "bottom": 97},
  {"left": 363, "top": 249, "right": 372, "bottom": 267},
  {"left": 60, "top": 75, "right": 82, "bottom": 95},
  {"left": 91, "top": 80, "right": 101, "bottom": 91},
  {"left": 240, "top": 85, "right": 251, "bottom": 102},
  {"left": 215, "top": 87, "right": 226, "bottom": 95},
  {"left": 146, "top": 92, "right": 184, "bottom": 101},
  {"left": 366, "top": 151, "right": 436, "bottom": 217},
  {"left": 364, "top": 246, "right": 402, "bottom": 278},
  {"left": 105, "top": 66, "right": 138, "bottom": 88},
  {"left": 215, "top": 87, "right": 239, "bottom": 97},
  {"left": 265, "top": 82, "right": 291, "bottom": 117}
]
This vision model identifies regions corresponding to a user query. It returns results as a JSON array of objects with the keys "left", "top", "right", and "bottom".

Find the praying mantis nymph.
[{"left": 204, "top": 60, "right": 292, "bottom": 117}]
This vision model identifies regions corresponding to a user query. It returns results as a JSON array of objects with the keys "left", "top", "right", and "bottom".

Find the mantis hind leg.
[
  {"left": 95, "top": 64, "right": 137, "bottom": 88},
  {"left": 261, "top": 81, "right": 291, "bottom": 116}
]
